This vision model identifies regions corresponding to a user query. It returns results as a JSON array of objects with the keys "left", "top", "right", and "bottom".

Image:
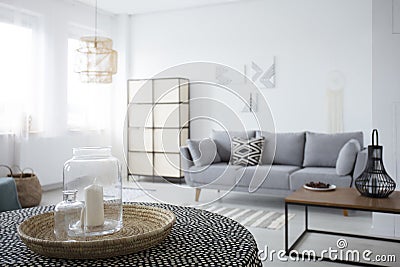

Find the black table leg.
[
  {"left": 305, "top": 205, "right": 308, "bottom": 230},
  {"left": 285, "top": 202, "right": 288, "bottom": 253}
]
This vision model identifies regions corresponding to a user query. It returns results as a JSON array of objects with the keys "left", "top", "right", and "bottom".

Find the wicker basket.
[
  {"left": 8, "top": 167, "right": 42, "bottom": 208},
  {"left": 17, "top": 204, "right": 176, "bottom": 259}
]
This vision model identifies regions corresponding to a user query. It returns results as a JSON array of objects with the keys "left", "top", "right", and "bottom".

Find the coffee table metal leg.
[
  {"left": 286, "top": 203, "right": 400, "bottom": 266},
  {"left": 305, "top": 205, "right": 308, "bottom": 230},
  {"left": 286, "top": 203, "right": 310, "bottom": 257},
  {"left": 285, "top": 202, "right": 288, "bottom": 253}
]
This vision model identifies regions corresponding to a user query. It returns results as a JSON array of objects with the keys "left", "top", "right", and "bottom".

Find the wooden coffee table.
[{"left": 285, "top": 187, "right": 400, "bottom": 266}]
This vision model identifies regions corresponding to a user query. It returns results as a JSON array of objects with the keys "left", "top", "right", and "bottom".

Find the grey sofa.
[{"left": 180, "top": 130, "right": 368, "bottom": 201}]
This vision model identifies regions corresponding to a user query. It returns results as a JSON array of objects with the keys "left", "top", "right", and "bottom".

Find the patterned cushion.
[{"left": 231, "top": 137, "right": 264, "bottom": 166}]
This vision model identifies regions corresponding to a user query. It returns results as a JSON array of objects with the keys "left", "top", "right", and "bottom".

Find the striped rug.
[
  {"left": 122, "top": 187, "right": 147, "bottom": 201},
  {"left": 203, "top": 206, "right": 295, "bottom": 230}
]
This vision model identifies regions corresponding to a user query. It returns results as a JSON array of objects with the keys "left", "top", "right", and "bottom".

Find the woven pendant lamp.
[
  {"left": 355, "top": 129, "right": 396, "bottom": 198},
  {"left": 75, "top": 0, "right": 117, "bottom": 83}
]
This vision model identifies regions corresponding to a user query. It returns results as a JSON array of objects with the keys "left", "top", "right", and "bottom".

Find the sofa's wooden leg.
[
  {"left": 343, "top": 209, "right": 349, "bottom": 217},
  {"left": 195, "top": 188, "right": 201, "bottom": 202}
]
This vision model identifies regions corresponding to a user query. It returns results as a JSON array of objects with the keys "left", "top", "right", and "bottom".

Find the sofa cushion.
[
  {"left": 237, "top": 165, "right": 300, "bottom": 190},
  {"left": 187, "top": 138, "right": 221, "bottom": 167},
  {"left": 289, "top": 167, "right": 352, "bottom": 190},
  {"left": 187, "top": 163, "right": 240, "bottom": 186},
  {"left": 180, "top": 146, "right": 194, "bottom": 170},
  {"left": 256, "top": 131, "right": 305, "bottom": 166},
  {"left": 303, "top": 132, "right": 364, "bottom": 167},
  {"left": 336, "top": 139, "right": 361, "bottom": 176},
  {"left": 211, "top": 130, "right": 255, "bottom": 162},
  {"left": 231, "top": 136, "right": 264, "bottom": 166},
  {"left": 353, "top": 149, "right": 368, "bottom": 179}
]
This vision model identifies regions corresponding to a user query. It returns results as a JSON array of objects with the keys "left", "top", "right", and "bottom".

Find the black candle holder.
[{"left": 355, "top": 129, "right": 396, "bottom": 198}]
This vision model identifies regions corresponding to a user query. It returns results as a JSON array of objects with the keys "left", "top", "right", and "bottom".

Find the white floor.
[{"left": 42, "top": 179, "right": 399, "bottom": 266}]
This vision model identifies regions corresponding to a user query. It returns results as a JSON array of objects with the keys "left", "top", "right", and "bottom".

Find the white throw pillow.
[
  {"left": 336, "top": 139, "right": 361, "bottom": 176},
  {"left": 187, "top": 138, "right": 221, "bottom": 167}
]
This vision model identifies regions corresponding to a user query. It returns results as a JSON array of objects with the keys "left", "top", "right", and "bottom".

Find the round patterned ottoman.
[{"left": 0, "top": 203, "right": 262, "bottom": 266}]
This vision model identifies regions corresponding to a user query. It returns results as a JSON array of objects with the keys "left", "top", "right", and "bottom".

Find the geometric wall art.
[
  {"left": 214, "top": 58, "right": 276, "bottom": 89},
  {"left": 241, "top": 92, "right": 258, "bottom": 113},
  {"left": 245, "top": 57, "right": 276, "bottom": 89},
  {"left": 215, "top": 65, "right": 233, "bottom": 86}
]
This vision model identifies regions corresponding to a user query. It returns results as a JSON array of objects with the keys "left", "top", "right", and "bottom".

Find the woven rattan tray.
[{"left": 17, "top": 204, "right": 176, "bottom": 259}]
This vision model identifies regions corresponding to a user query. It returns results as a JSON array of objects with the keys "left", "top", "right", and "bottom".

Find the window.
[
  {"left": 67, "top": 38, "right": 110, "bottom": 131},
  {"left": 0, "top": 22, "right": 33, "bottom": 133}
]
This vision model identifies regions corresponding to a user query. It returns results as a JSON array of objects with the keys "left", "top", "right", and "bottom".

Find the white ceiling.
[{"left": 75, "top": 0, "right": 243, "bottom": 15}]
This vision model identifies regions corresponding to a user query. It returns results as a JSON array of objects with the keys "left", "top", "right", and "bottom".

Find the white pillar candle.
[{"left": 84, "top": 184, "right": 104, "bottom": 227}]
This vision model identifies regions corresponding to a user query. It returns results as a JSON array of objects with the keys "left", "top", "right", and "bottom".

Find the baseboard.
[{"left": 41, "top": 182, "right": 62, "bottom": 192}]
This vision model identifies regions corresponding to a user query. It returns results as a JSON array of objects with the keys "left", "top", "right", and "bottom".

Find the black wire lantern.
[{"left": 355, "top": 129, "right": 396, "bottom": 198}]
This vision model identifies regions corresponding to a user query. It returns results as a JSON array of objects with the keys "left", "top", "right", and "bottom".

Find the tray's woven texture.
[{"left": 17, "top": 204, "right": 175, "bottom": 259}]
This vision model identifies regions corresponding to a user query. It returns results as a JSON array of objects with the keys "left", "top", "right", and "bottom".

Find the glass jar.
[
  {"left": 54, "top": 190, "right": 84, "bottom": 240},
  {"left": 63, "top": 147, "right": 122, "bottom": 237}
]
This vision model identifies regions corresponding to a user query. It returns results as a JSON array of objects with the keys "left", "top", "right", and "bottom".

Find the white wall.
[
  {"left": 0, "top": 135, "right": 14, "bottom": 168},
  {"left": 0, "top": 0, "right": 116, "bottom": 187},
  {"left": 0, "top": 0, "right": 378, "bottom": 191},
  {"left": 19, "top": 134, "right": 109, "bottom": 188},
  {"left": 129, "top": 0, "right": 372, "bottom": 140},
  {"left": 371, "top": 0, "right": 400, "bottom": 237}
]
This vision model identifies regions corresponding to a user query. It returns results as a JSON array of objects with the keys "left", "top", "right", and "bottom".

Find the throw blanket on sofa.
[{"left": 0, "top": 177, "right": 21, "bottom": 212}]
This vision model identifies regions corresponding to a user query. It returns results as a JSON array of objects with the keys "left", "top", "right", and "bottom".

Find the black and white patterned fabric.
[
  {"left": 231, "top": 136, "right": 265, "bottom": 166},
  {"left": 0, "top": 203, "right": 262, "bottom": 267}
]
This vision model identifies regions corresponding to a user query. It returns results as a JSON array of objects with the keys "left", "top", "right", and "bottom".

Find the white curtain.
[{"left": 0, "top": 4, "right": 39, "bottom": 139}]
